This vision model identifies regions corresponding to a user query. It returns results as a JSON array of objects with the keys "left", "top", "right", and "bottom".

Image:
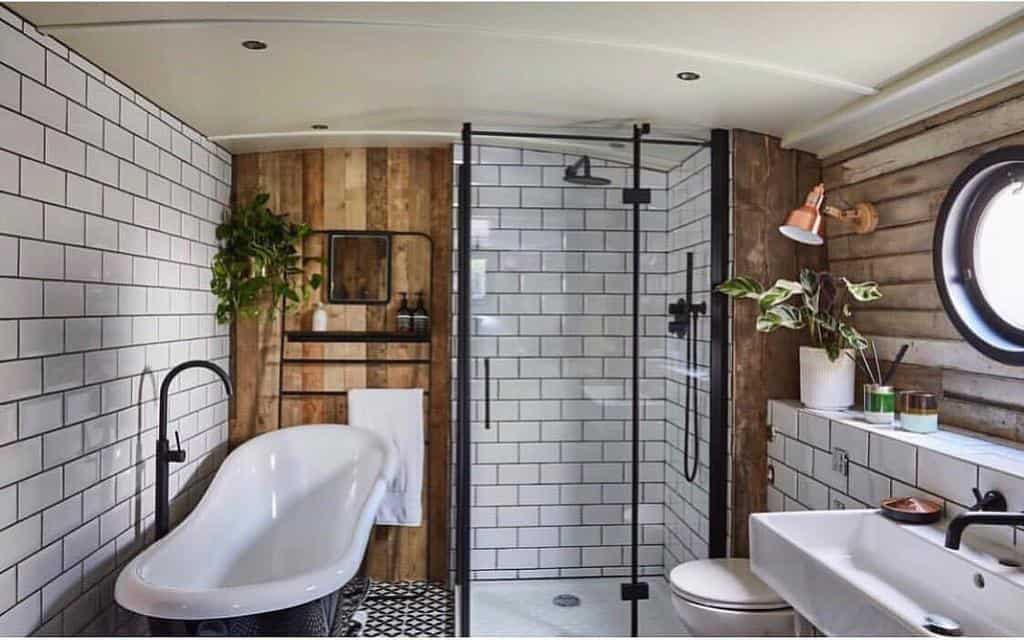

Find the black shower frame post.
[
  {"left": 454, "top": 123, "right": 723, "bottom": 638},
  {"left": 708, "top": 128, "right": 730, "bottom": 559},
  {"left": 455, "top": 123, "right": 473, "bottom": 637}
]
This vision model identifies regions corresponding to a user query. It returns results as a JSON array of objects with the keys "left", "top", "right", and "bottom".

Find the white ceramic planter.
[{"left": 799, "top": 346, "right": 855, "bottom": 410}]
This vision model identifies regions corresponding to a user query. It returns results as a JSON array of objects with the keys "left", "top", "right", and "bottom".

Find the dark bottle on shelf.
[
  {"left": 413, "top": 291, "right": 430, "bottom": 335},
  {"left": 396, "top": 292, "right": 413, "bottom": 333}
]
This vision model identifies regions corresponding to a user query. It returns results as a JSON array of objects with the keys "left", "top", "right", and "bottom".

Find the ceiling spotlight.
[
  {"left": 676, "top": 71, "right": 700, "bottom": 81},
  {"left": 311, "top": 124, "right": 329, "bottom": 130},
  {"left": 242, "top": 40, "right": 267, "bottom": 51}
]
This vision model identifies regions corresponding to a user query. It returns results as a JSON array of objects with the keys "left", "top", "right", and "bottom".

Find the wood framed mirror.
[{"left": 327, "top": 232, "right": 391, "bottom": 304}]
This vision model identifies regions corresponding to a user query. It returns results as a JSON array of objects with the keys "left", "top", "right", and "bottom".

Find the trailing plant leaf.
[
  {"left": 843, "top": 278, "right": 883, "bottom": 302},
  {"left": 755, "top": 304, "right": 804, "bottom": 332},
  {"left": 716, "top": 276, "right": 764, "bottom": 300},
  {"left": 210, "top": 193, "right": 321, "bottom": 324},
  {"left": 758, "top": 279, "right": 802, "bottom": 311}
]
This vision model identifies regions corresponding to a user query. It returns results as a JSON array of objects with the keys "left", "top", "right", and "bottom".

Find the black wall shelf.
[{"left": 285, "top": 331, "right": 431, "bottom": 344}]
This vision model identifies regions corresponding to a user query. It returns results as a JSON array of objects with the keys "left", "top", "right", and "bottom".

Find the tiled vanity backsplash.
[{"left": 766, "top": 400, "right": 1024, "bottom": 549}]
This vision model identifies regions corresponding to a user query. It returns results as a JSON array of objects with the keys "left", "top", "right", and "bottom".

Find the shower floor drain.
[{"left": 553, "top": 594, "right": 581, "bottom": 607}]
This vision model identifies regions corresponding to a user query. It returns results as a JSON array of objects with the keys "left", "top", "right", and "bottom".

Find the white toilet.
[{"left": 669, "top": 558, "right": 793, "bottom": 636}]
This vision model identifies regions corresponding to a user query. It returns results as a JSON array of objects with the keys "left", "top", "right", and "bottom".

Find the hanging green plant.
[{"left": 210, "top": 193, "right": 322, "bottom": 324}]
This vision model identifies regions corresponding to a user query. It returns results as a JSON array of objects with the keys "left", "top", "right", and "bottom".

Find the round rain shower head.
[{"left": 564, "top": 156, "right": 612, "bottom": 186}]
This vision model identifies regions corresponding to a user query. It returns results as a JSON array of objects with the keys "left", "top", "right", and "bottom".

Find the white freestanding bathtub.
[{"left": 115, "top": 424, "right": 398, "bottom": 624}]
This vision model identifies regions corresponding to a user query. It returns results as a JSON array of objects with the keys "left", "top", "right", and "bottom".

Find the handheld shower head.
[{"left": 564, "top": 156, "right": 612, "bottom": 186}]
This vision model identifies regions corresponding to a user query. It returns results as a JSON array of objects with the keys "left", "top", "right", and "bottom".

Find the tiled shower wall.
[
  {"left": 456, "top": 145, "right": 668, "bottom": 579},
  {"left": 0, "top": 8, "right": 232, "bottom": 635},
  {"left": 662, "top": 148, "right": 714, "bottom": 572},
  {"left": 454, "top": 144, "right": 715, "bottom": 580}
]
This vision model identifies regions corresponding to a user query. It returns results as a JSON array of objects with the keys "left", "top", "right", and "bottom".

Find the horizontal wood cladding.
[
  {"left": 825, "top": 83, "right": 1024, "bottom": 441},
  {"left": 230, "top": 146, "right": 453, "bottom": 582}
]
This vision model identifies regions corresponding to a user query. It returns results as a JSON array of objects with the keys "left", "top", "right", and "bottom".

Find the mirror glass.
[{"left": 328, "top": 233, "right": 390, "bottom": 303}]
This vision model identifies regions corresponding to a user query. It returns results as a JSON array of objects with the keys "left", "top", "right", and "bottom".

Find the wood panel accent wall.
[
  {"left": 730, "top": 130, "right": 825, "bottom": 556},
  {"left": 230, "top": 147, "right": 453, "bottom": 582},
  {"left": 822, "top": 83, "right": 1024, "bottom": 443}
]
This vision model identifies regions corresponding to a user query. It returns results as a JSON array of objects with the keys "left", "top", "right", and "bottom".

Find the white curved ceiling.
[{"left": 13, "top": 2, "right": 1024, "bottom": 158}]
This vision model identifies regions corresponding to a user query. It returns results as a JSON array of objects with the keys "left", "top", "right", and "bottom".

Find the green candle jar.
[{"left": 864, "top": 384, "right": 896, "bottom": 425}]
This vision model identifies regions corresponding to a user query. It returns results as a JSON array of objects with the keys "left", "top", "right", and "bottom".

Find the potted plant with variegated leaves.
[{"left": 717, "top": 269, "right": 882, "bottom": 409}]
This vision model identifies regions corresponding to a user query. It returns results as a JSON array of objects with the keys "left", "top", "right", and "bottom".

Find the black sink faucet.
[
  {"left": 945, "top": 511, "right": 1024, "bottom": 549},
  {"left": 944, "top": 489, "right": 1021, "bottom": 550},
  {"left": 156, "top": 360, "right": 232, "bottom": 540}
]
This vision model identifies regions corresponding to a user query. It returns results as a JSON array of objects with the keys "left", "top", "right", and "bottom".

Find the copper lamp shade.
[
  {"left": 780, "top": 184, "right": 825, "bottom": 245},
  {"left": 780, "top": 183, "right": 878, "bottom": 246}
]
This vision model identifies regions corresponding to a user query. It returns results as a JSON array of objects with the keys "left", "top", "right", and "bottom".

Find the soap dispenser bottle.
[
  {"left": 413, "top": 291, "right": 430, "bottom": 335},
  {"left": 396, "top": 293, "right": 413, "bottom": 334},
  {"left": 312, "top": 301, "right": 328, "bottom": 332}
]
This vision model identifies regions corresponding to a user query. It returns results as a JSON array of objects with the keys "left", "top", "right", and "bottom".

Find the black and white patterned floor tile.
[{"left": 339, "top": 580, "right": 454, "bottom": 637}]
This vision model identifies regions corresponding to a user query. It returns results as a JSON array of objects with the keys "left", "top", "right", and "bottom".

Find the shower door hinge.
[
  {"left": 622, "top": 188, "right": 651, "bottom": 204},
  {"left": 620, "top": 581, "right": 650, "bottom": 602}
]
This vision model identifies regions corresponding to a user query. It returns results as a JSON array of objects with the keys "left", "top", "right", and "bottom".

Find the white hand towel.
[{"left": 348, "top": 388, "right": 424, "bottom": 526}]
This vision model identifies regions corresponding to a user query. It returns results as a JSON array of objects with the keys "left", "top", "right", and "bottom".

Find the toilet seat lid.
[{"left": 670, "top": 559, "right": 788, "bottom": 611}]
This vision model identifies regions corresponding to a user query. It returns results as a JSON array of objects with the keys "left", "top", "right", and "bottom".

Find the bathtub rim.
[{"left": 114, "top": 423, "right": 399, "bottom": 620}]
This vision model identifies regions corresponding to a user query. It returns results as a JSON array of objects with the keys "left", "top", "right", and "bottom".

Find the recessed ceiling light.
[
  {"left": 242, "top": 40, "right": 267, "bottom": 51},
  {"left": 676, "top": 71, "right": 700, "bottom": 81},
  {"left": 311, "top": 124, "right": 329, "bottom": 130}
]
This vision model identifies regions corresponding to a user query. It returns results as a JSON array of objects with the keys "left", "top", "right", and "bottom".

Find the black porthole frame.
[{"left": 934, "top": 145, "right": 1024, "bottom": 365}]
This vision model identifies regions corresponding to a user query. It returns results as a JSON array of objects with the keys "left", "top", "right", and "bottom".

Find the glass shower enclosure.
[{"left": 453, "top": 124, "right": 730, "bottom": 637}]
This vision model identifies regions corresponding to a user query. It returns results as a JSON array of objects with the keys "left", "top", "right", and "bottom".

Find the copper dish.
[{"left": 880, "top": 496, "right": 942, "bottom": 524}]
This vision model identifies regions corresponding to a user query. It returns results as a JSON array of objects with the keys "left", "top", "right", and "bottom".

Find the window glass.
[{"left": 973, "top": 183, "right": 1024, "bottom": 330}]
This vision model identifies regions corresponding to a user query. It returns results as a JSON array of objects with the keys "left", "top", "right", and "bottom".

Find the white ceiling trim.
[
  {"left": 782, "top": 13, "right": 1024, "bottom": 157},
  {"left": 208, "top": 129, "right": 694, "bottom": 170},
  {"left": 36, "top": 17, "right": 879, "bottom": 96}
]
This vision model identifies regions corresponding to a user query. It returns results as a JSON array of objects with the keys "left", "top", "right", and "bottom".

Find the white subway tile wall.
[
  {"left": 662, "top": 147, "right": 716, "bottom": 575},
  {"left": 452, "top": 145, "right": 716, "bottom": 580},
  {"left": 766, "top": 399, "right": 1024, "bottom": 550},
  {"left": 0, "top": 8, "right": 231, "bottom": 636}
]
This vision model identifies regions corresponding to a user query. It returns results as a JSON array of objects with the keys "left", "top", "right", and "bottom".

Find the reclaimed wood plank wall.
[
  {"left": 822, "top": 83, "right": 1024, "bottom": 443},
  {"left": 730, "top": 130, "right": 825, "bottom": 556},
  {"left": 229, "top": 146, "right": 453, "bottom": 582}
]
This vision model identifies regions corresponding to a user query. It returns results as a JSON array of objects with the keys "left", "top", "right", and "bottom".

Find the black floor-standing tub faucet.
[{"left": 156, "top": 360, "right": 233, "bottom": 540}]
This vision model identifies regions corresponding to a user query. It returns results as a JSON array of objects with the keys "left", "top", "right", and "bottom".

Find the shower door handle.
[{"left": 484, "top": 358, "right": 491, "bottom": 430}]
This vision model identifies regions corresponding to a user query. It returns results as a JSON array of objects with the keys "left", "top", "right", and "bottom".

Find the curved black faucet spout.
[{"left": 156, "top": 360, "right": 232, "bottom": 540}]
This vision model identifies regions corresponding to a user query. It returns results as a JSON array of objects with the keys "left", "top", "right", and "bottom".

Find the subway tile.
[
  {"left": 16, "top": 541, "right": 61, "bottom": 599},
  {"left": 18, "top": 318, "right": 62, "bottom": 357},
  {"left": 0, "top": 591, "right": 40, "bottom": 636},
  {"left": 18, "top": 468, "right": 62, "bottom": 517},
  {"left": 45, "top": 52, "right": 86, "bottom": 102},
  {"left": 0, "top": 359, "right": 41, "bottom": 403},
  {"left": 798, "top": 412, "right": 830, "bottom": 450},
  {"left": 43, "top": 282, "right": 82, "bottom": 317},
  {"left": 19, "top": 239, "right": 64, "bottom": 279},
  {"left": 917, "top": 449, "right": 977, "bottom": 507},
  {"left": 67, "top": 103, "right": 102, "bottom": 148},
  {"left": 21, "top": 78, "right": 66, "bottom": 130},
  {"left": 18, "top": 393, "right": 63, "bottom": 438},
  {"left": 0, "top": 514, "right": 40, "bottom": 570},
  {"left": 0, "top": 107, "right": 43, "bottom": 159},
  {"left": 44, "top": 129, "right": 85, "bottom": 174},
  {"left": 20, "top": 159, "right": 65, "bottom": 206},
  {"left": 868, "top": 434, "right": 917, "bottom": 484}
]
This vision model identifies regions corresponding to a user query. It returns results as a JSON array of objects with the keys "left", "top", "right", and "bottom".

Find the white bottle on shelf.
[{"left": 312, "top": 302, "right": 328, "bottom": 332}]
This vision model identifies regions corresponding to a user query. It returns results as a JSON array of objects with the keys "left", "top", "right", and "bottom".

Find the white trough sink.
[{"left": 750, "top": 509, "right": 1024, "bottom": 636}]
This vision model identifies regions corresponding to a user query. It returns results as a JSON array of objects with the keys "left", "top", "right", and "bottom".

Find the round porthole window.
[{"left": 935, "top": 146, "right": 1024, "bottom": 364}]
